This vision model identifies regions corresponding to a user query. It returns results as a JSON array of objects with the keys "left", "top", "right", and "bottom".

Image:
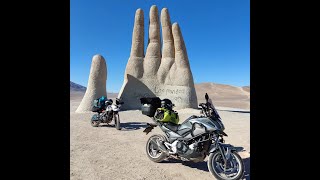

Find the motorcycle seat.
[
  {"left": 164, "top": 115, "right": 198, "bottom": 133},
  {"left": 181, "top": 115, "right": 198, "bottom": 124},
  {"left": 164, "top": 122, "right": 180, "bottom": 132}
]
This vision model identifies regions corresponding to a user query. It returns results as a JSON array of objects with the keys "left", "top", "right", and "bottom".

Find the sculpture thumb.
[{"left": 76, "top": 54, "right": 107, "bottom": 113}]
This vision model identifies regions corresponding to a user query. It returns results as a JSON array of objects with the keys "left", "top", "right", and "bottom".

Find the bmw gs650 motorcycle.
[
  {"left": 141, "top": 94, "right": 245, "bottom": 180},
  {"left": 91, "top": 98, "right": 124, "bottom": 130}
]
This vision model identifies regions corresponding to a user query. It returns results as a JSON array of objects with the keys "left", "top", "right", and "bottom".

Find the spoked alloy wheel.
[
  {"left": 208, "top": 151, "right": 244, "bottom": 180},
  {"left": 91, "top": 114, "right": 100, "bottom": 127},
  {"left": 146, "top": 134, "right": 167, "bottom": 163}
]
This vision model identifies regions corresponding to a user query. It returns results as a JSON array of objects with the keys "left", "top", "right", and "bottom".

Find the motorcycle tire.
[
  {"left": 207, "top": 151, "right": 244, "bottom": 180},
  {"left": 146, "top": 134, "right": 168, "bottom": 163},
  {"left": 114, "top": 114, "right": 121, "bottom": 130},
  {"left": 91, "top": 114, "right": 100, "bottom": 127}
]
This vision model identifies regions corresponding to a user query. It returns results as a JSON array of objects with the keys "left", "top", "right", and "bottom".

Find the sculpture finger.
[
  {"left": 76, "top": 54, "right": 107, "bottom": 113},
  {"left": 145, "top": 5, "right": 161, "bottom": 58},
  {"left": 161, "top": 8, "right": 174, "bottom": 58},
  {"left": 172, "top": 23, "right": 190, "bottom": 69},
  {"left": 130, "top": 9, "right": 144, "bottom": 58}
]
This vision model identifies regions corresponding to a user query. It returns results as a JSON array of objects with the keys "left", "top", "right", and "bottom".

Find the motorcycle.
[
  {"left": 141, "top": 94, "right": 245, "bottom": 180},
  {"left": 91, "top": 98, "right": 124, "bottom": 130}
]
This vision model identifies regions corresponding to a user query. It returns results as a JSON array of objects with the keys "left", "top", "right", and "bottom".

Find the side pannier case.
[{"left": 140, "top": 97, "right": 161, "bottom": 117}]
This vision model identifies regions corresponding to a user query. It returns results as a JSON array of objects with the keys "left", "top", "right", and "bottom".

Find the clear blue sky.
[{"left": 71, "top": 0, "right": 250, "bottom": 92}]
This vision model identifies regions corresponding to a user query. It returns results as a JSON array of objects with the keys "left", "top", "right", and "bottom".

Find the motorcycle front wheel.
[
  {"left": 208, "top": 151, "right": 244, "bottom": 180},
  {"left": 114, "top": 113, "right": 121, "bottom": 130}
]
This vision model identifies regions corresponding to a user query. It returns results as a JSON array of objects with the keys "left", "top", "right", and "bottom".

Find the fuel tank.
[
  {"left": 160, "top": 116, "right": 225, "bottom": 141},
  {"left": 189, "top": 117, "right": 224, "bottom": 132}
]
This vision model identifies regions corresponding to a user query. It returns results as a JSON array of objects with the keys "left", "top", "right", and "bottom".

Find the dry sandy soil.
[{"left": 70, "top": 92, "right": 250, "bottom": 180}]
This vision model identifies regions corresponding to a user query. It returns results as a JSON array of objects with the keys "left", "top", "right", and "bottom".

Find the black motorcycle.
[
  {"left": 141, "top": 94, "right": 244, "bottom": 180},
  {"left": 91, "top": 98, "right": 124, "bottom": 130}
]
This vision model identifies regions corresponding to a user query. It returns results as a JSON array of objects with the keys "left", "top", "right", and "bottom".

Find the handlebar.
[
  {"left": 199, "top": 103, "right": 206, "bottom": 107},
  {"left": 115, "top": 98, "right": 124, "bottom": 105}
]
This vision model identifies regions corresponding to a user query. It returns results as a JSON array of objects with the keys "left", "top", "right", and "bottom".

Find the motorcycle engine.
[
  {"left": 100, "top": 111, "right": 111, "bottom": 121},
  {"left": 107, "top": 110, "right": 113, "bottom": 120},
  {"left": 102, "top": 115, "right": 108, "bottom": 121},
  {"left": 176, "top": 141, "right": 189, "bottom": 154},
  {"left": 172, "top": 136, "right": 211, "bottom": 162}
]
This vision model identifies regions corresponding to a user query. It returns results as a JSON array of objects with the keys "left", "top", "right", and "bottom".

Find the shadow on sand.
[
  {"left": 100, "top": 124, "right": 116, "bottom": 128},
  {"left": 160, "top": 156, "right": 250, "bottom": 179},
  {"left": 181, "top": 160, "right": 209, "bottom": 172},
  {"left": 100, "top": 122, "right": 147, "bottom": 131},
  {"left": 242, "top": 157, "right": 250, "bottom": 180},
  {"left": 159, "top": 158, "right": 209, "bottom": 172},
  {"left": 119, "top": 122, "right": 147, "bottom": 131}
]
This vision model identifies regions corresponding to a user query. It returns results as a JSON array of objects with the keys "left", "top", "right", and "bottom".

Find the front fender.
[
  {"left": 209, "top": 143, "right": 244, "bottom": 153},
  {"left": 209, "top": 143, "right": 244, "bottom": 162}
]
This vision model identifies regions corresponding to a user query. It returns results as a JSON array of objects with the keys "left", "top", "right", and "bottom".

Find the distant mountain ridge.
[
  {"left": 242, "top": 86, "right": 250, "bottom": 93},
  {"left": 70, "top": 81, "right": 86, "bottom": 91},
  {"left": 70, "top": 81, "right": 118, "bottom": 99}
]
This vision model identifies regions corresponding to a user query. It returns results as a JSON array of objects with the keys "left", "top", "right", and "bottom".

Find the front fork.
[
  {"left": 218, "top": 144, "right": 231, "bottom": 171},
  {"left": 209, "top": 136, "right": 241, "bottom": 171}
]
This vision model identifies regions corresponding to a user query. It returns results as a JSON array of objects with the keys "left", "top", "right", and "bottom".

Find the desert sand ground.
[{"left": 70, "top": 93, "right": 250, "bottom": 180}]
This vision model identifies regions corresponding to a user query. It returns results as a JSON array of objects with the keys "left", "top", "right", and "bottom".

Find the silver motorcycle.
[
  {"left": 141, "top": 94, "right": 244, "bottom": 180},
  {"left": 91, "top": 98, "right": 124, "bottom": 130}
]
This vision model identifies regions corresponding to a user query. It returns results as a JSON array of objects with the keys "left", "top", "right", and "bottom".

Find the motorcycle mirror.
[{"left": 205, "top": 93, "right": 209, "bottom": 101}]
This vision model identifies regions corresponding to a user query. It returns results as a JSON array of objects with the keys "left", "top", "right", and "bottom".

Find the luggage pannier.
[{"left": 140, "top": 97, "right": 161, "bottom": 117}]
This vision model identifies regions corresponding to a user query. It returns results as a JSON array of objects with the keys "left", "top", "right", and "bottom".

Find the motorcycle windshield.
[
  {"left": 209, "top": 116, "right": 225, "bottom": 131},
  {"left": 208, "top": 99, "right": 221, "bottom": 120}
]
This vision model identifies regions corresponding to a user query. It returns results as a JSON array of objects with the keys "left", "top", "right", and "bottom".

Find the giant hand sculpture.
[
  {"left": 118, "top": 5, "right": 198, "bottom": 110},
  {"left": 76, "top": 55, "right": 107, "bottom": 113}
]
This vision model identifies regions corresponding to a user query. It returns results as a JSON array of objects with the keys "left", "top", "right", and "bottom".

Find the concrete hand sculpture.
[
  {"left": 76, "top": 55, "right": 107, "bottom": 113},
  {"left": 118, "top": 5, "right": 198, "bottom": 110}
]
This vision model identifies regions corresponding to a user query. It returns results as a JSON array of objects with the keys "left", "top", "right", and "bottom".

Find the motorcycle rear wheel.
[
  {"left": 91, "top": 121, "right": 100, "bottom": 127},
  {"left": 146, "top": 134, "right": 167, "bottom": 163},
  {"left": 208, "top": 151, "right": 244, "bottom": 180},
  {"left": 91, "top": 114, "right": 100, "bottom": 127}
]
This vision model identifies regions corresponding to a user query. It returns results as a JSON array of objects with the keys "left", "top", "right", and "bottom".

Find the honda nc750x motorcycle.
[
  {"left": 141, "top": 94, "right": 244, "bottom": 180},
  {"left": 91, "top": 98, "right": 124, "bottom": 130}
]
